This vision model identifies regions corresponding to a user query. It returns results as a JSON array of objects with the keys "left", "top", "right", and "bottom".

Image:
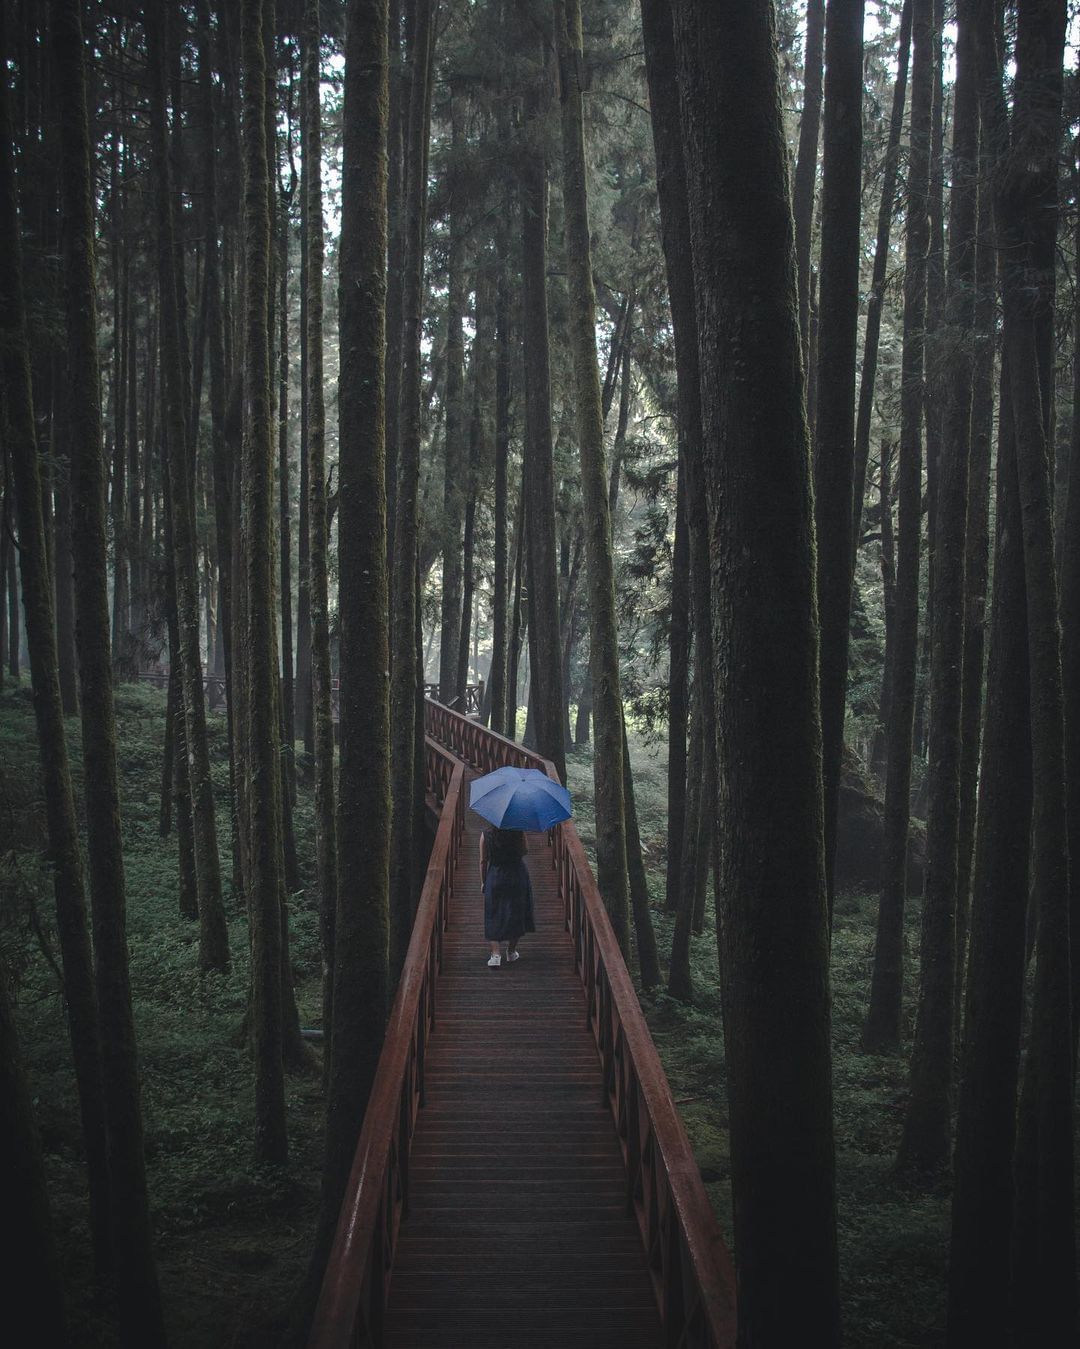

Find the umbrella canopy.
[{"left": 469, "top": 766, "right": 573, "bottom": 832}]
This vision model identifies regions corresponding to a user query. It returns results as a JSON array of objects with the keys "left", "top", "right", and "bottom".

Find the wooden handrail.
[
  {"left": 308, "top": 735, "right": 464, "bottom": 1349},
  {"left": 424, "top": 698, "right": 738, "bottom": 1349}
]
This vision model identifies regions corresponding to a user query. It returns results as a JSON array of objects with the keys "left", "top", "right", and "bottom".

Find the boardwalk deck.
[{"left": 382, "top": 789, "right": 665, "bottom": 1349}]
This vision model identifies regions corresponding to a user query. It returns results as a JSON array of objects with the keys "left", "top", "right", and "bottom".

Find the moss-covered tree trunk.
[
  {"left": 640, "top": 0, "right": 712, "bottom": 936},
  {"left": 241, "top": 0, "right": 288, "bottom": 1166},
  {"left": 390, "top": 0, "right": 435, "bottom": 975},
  {"left": 326, "top": 0, "right": 391, "bottom": 1206},
  {"left": 0, "top": 7, "right": 112, "bottom": 1289},
  {"left": 53, "top": 2, "right": 167, "bottom": 1335},
  {"left": 863, "top": 0, "right": 933, "bottom": 1054},
  {"left": 146, "top": 0, "right": 229, "bottom": 975},
  {"left": 520, "top": 33, "right": 565, "bottom": 783},
  {"left": 813, "top": 0, "right": 863, "bottom": 917},
  {"left": 438, "top": 83, "right": 467, "bottom": 708},
  {"left": 671, "top": 2, "right": 840, "bottom": 1342},
  {"left": 853, "top": 0, "right": 911, "bottom": 556},
  {"left": 977, "top": 0, "right": 1074, "bottom": 1330},
  {"left": 792, "top": 0, "right": 825, "bottom": 359},
  {"left": 303, "top": 0, "right": 338, "bottom": 1064},
  {"left": 897, "top": 0, "right": 978, "bottom": 1178}
]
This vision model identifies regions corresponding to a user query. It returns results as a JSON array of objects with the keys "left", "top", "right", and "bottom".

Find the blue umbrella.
[{"left": 469, "top": 766, "right": 573, "bottom": 832}]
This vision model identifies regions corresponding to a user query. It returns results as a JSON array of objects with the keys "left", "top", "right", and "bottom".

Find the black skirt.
[{"left": 483, "top": 858, "right": 536, "bottom": 942}]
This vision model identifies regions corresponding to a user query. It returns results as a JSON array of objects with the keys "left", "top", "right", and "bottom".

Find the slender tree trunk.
[
  {"left": 1065, "top": 147, "right": 1080, "bottom": 1064},
  {"left": 438, "top": 84, "right": 467, "bottom": 707},
  {"left": 621, "top": 716, "right": 659, "bottom": 989},
  {"left": 946, "top": 362, "right": 1031, "bottom": 1349},
  {"left": 792, "top": 0, "right": 825, "bottom": 359},
  {"left": 241, "top": 0, "right": 288, "bottom": 1166},
  {"left": 854, "top": 0, "right": 912, "bottom": 554},
  {"left": 321, "top": 0, "right": 391, "bottom": 1250},
  {"left": 863, "top": 0, "right": 933, "bottom": 1055},
  {"left": 977, "top": 1, "right": 1074, "bottom": 1331},
  {"left": 146, "top": 1, "right": 229, "bottom": 974},
  {"left": 303, "top": 0, "right": 338, "bottom": 1073},
  {"left": 955, "top": 148, "right": 995, "bottom": 1024},
  {"left": 554, "top": 0, "right": 631, "bottom": 953},
  {"left": 490, "top": 243, "right": 511, "bottom": 735},
  {"left": 668, "top": 668, "right": 703, "bottom": 1002},
  {"left": 519, "top": 39, "right": 565, "bottom": 781},
  {"left": 640, "top": 0, "right": 712, "bottom": 935},
  {"left": 671, "top": 5, "right": 840, "bottom": 1342},
  {"left": 0, "top": 13, "right": 113, "bottom": 1288},
  {"left": 507, "top": 482, "right": 525, "bottom": 741},
  {"left": 390, "top": 0, "right": 435, "bottom": 975},
  {"left": 665, "top": 457, "right": 690, "bottom": 917},
  {"left": 53, "top": 3, "right": 167, "bottom": 1335},
  {"left": 897, "top": 0, "right": 978, "bottom": 1177},
  {"left": 813, "top": 0, "right": 863, "bottom": 919},
  {"left": 279, "top": 165, "right": 296, "bottom": 803},
  {"left": 53, "top": 455, "right": 79, "bottom": 716}
]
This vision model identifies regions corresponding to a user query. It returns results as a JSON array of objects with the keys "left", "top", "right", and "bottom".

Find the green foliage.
[
  {"left": 0, "top": 680, "right": 324, "bottom": 1347},
  {"left": 567, "top": 729, "right": 947, "bottom": 1348}
]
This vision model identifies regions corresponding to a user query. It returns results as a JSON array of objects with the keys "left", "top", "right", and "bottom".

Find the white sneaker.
[
  {"left": 507, "top": 950, "right": 521, "bottom": 963},
  {"left": 487, "top": 953, "right": 501, "bottom": 967}
]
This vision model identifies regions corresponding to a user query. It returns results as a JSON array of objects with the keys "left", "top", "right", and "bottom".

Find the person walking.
[{"left": 479, "top": 826, "right": 536, "bottom": 966}]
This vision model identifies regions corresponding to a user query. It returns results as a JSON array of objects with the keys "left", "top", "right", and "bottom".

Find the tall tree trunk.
[
  {"left": 863, "top": 0, "right": 933, "bottom": 1055},
  {"left": 320, "top": 0, "right": 391, "bottom": 1261},
  {"left": 53, "top": 3, "right": 167, "bottom": 1335},
  {"left": 303, "top": 0, "right": 338, "bottom": 1073},
  {"left": 554, "top": 0, "right": 630, "bottom": 953},
  {"left": 792, "top": 0, "right": 825, "bottom": 359},
  {"left": 390, "top": 0, "right": 435, "bottom": 975},
  {"left": 53, "top": 454, "right": 79, "bottom": 716},
  {"left": 438, "top": 83, "right": 467, "bottom": 707},
  {"left": 241, "top": 0, "right": 288, "bottom": 1166},
  {"left": 976, "top": 1, "right": 1074, "bottom": 1331},
  {"left": 664, "top": 452, "right": 690, "bottom": 917},
  {"left": 954, "top": 146, "right": 995, "bottom": 1024},
  {"left": 813, "top": 0, "right": 863, "bottom": 918},
  {"left": 146, "top": 1, "right": 230, "bottom": 974},
  {"left": 897, "top": 0, "right": 978, "bottom": 1178},
  {"left": 1065, "top": 150, "right": 1080, "bottom": 1064},
  {"left": 640, "top": 0, "right": 712, "bottom": 935},
  {"left": 946, "top": 368, "right": 1031, "bottom": 1348},
  {"left": 670, "top": 4, "right": 840, "bottom": 1343},
  {"left": 520, "top": 34, "right": 565, "bottom": 783},
  {"left": 279, "top": 166, "right": 296, "bottom": 803},
  {"left": 621, "top": 716, "right": 660, "bottom": 989},
  {"left": 853, "top": 0, "right": 912, "bottom": 554},
  {"left": 490, "top": 238, "right": 511, "bottom": 735},
  {"left": 0, "top": 11, "right": 112, "bottom": 1288}
]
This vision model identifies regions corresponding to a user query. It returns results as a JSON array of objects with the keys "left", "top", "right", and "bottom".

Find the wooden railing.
[
  {"left": 308, "top": 735, "right": 464, "bottom": 1349},
  {"left": 424, "top": 699, "right": 738, "bottom": 1349},
  {"left": 422, "top": 680, "right": 483, "bottom": 715}
]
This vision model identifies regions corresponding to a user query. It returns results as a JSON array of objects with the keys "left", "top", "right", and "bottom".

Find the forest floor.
[{"left": 0, "top": 683, "right": 1057, "bottom": 1347}]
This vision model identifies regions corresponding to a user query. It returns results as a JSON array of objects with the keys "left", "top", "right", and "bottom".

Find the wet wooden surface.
[{"left": 383, "top": 790, "right": 665, "bottom": 1348}]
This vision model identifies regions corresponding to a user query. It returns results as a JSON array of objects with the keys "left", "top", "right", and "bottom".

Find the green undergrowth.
[
  {"left": 565, "top": 728, "right": 944, "bottom": 1349},
  {"left": 1, "top": 679, "right": 324, "bottom": 1347}
]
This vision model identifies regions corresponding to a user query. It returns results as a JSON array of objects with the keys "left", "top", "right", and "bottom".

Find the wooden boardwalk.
[{"left": 383, "top": 793, "right": 664, "bottom": 1348}]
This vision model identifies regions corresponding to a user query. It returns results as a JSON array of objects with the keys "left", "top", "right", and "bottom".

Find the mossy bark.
[
  {"left": 240, "top": 0, "right": 288, "bottom": 1166},
  {"left": 897, "top": 0, "right": 977, "bottom": 1178},
  {"left": 813, "top": 0, "right": 863, "bottom": 917},
  {"left": 520, "top": 33, "right": 565, "bottom": 783},
  {"left": 670, "top": 2, "right": 840, "bottom": 1342},
  {"left": 316, "top": 0, "right": 391, "bottom": 1304},
  {"left": 863, "top": 0, "right": 933, "bottom": 1055},
  {"left": 53, "top": 2, "right": 167, "bottom": 1335},
  {"left": 303, "top": 0, "right": 338, "bottom": 1065},
  {"left": 390, "top": 0, "right": 435, "bottom": 977}
]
